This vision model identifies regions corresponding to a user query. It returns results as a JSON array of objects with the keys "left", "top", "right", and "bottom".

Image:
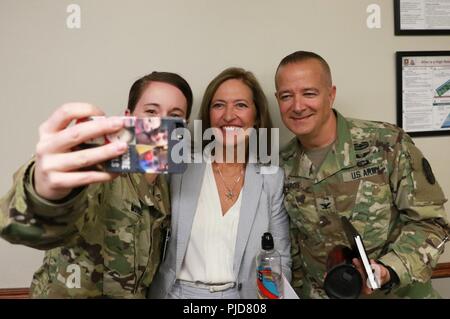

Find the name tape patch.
[{"left": 342, "top": 165, "right": 384, "bottom": 182}]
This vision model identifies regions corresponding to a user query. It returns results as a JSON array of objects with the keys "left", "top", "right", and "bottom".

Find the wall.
[{"left": 1, "top": 0, "right": 449, "bottom": 295}]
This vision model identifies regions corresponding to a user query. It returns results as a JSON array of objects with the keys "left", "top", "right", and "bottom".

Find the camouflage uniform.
[
  {"left": 0, "top": 159, "right": 170, "bottom": 298},
  {"left": 281, "top": 110, "right": 449, "bottom": 299}
]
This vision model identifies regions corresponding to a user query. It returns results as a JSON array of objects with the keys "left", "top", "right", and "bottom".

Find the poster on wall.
[
  {"left": 396, "top": 51, "right": 450, "bottom": 137},
  {"left": 394, "top": 0, "right": 450, "bottom": 35}
]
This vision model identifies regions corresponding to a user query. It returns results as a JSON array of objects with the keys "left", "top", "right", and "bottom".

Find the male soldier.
[
  {"left": 275, "top": 51, "right": 449, "bottom": 298},
  {"left": 0, "top": 72, "right": 192, "bottom": 298}
]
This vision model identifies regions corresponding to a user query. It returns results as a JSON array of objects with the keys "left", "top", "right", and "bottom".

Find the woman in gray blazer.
[{"left": 149, "top": 67, "right": 291, "bottom": 299}]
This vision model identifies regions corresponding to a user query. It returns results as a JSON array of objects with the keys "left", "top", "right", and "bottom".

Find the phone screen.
[{"left": 78, "top": 116, "right": 187, "bottom": 174}]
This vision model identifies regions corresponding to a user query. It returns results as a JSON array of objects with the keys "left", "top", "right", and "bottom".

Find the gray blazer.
[{"left": 149, "top": 162, "right": 291, "bottom": 299}]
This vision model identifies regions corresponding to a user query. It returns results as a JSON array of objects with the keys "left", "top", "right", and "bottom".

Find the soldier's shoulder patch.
[
  {"left": 422, "top": 157, "right": 436, "bottom": 185},
  {"left": 409, "top": 146, "right": 446, "bottom": 204}
]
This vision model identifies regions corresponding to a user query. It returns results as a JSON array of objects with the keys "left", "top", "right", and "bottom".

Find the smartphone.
[
  {"left": 341, "top": 216, "right": 380, "bottom": 290},
  {"left": 77, "top": 116, "right": 187, "bottom": 174}
]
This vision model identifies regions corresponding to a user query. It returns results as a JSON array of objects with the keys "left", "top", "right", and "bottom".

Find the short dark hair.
[
  {"left": 127, "top": 71, "right": 193, "bottom": 119},
  {"left": 275, "top": 51, "right": 332, "bottom": 88}
]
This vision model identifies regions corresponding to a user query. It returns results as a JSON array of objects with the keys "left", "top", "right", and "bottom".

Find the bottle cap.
[{"left": 261, "top": 232, "right": 274, "bottom": 250}]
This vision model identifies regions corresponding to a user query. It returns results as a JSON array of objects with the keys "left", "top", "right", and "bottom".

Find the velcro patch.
[
  {"left": 422, "top": 158, "right": 436, "bottom": 185},
  {"left": 409, "top": 145, "right": 446, "bottom": 204},
  {"left": 342, "top": 165, "right": 384, "bottom": 182}
]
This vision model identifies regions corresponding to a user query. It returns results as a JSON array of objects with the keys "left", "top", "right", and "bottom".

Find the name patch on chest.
[{"left": 342, "top": 165, "right": 384, "bottom": 182}]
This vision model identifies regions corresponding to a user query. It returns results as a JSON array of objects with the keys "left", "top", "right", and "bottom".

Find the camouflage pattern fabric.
[
  {"left": 0, "top": 159, "right": 170, "bottom": 298},
  {"left": 281, "top": 110, "right": 449, "bottom": 299}
]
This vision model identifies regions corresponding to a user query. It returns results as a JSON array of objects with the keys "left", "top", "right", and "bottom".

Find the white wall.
[{"left": 1, "top": 0, "right": 449, "bottom": 295}]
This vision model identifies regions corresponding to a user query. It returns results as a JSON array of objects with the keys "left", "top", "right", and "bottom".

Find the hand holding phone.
[
  {"left": 79, "top": 116, "right": 187, "bottom": 174},
  {"left": 34, "top": 104, "right": 128, "bottom": 201}
]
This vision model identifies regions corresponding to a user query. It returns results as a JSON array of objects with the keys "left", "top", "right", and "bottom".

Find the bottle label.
[{"left": 257, "top": 266, "right": 281, "bottom": 299}]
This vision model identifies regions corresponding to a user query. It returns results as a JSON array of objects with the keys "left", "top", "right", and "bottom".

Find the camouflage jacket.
[
  {"left": 0, "top": 160, "right": 170, "bottom": 298},
  {"left": 281, "top": 110, "right": 449, "bottom": 299}
]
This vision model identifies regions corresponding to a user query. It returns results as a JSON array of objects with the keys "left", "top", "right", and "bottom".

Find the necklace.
[{"left": 215, "top": 164, "right": 244, "bottom": 200}]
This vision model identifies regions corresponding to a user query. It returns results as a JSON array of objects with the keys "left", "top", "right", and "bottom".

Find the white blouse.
[{"left": 178, "top": 162, "right": 242, "bottom": 283}]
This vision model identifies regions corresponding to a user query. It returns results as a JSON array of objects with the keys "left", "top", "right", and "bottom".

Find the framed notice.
[
  {"left": 394, "top": 0, "right": 450, "bottom": 35},
  {"left": 396, "top": 51, "right": 450, "bottom": 137}
]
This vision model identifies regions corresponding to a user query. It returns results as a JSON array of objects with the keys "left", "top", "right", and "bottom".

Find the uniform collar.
[
  {"left": 280, "top": 110, "right": 356, "bottom": 181},
  {"left": 280, "top": 137, "right": 309, "bottom": 178},
  {"left": 316, "top": 110, "right": 356, "bottom": 182}
]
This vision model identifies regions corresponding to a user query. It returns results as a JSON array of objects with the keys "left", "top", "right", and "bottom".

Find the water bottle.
[{"left": 256, "top": 232, "right": 283, "bottom": 299}]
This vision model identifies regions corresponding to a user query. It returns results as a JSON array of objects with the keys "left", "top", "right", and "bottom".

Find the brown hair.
[{"left": 127, "top": 71, "right": 193, "bottom": 119}]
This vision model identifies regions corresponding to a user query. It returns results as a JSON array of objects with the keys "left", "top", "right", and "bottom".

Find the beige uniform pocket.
[{"left": 351, "top": 180, "right": 392, "bottom": 250}]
